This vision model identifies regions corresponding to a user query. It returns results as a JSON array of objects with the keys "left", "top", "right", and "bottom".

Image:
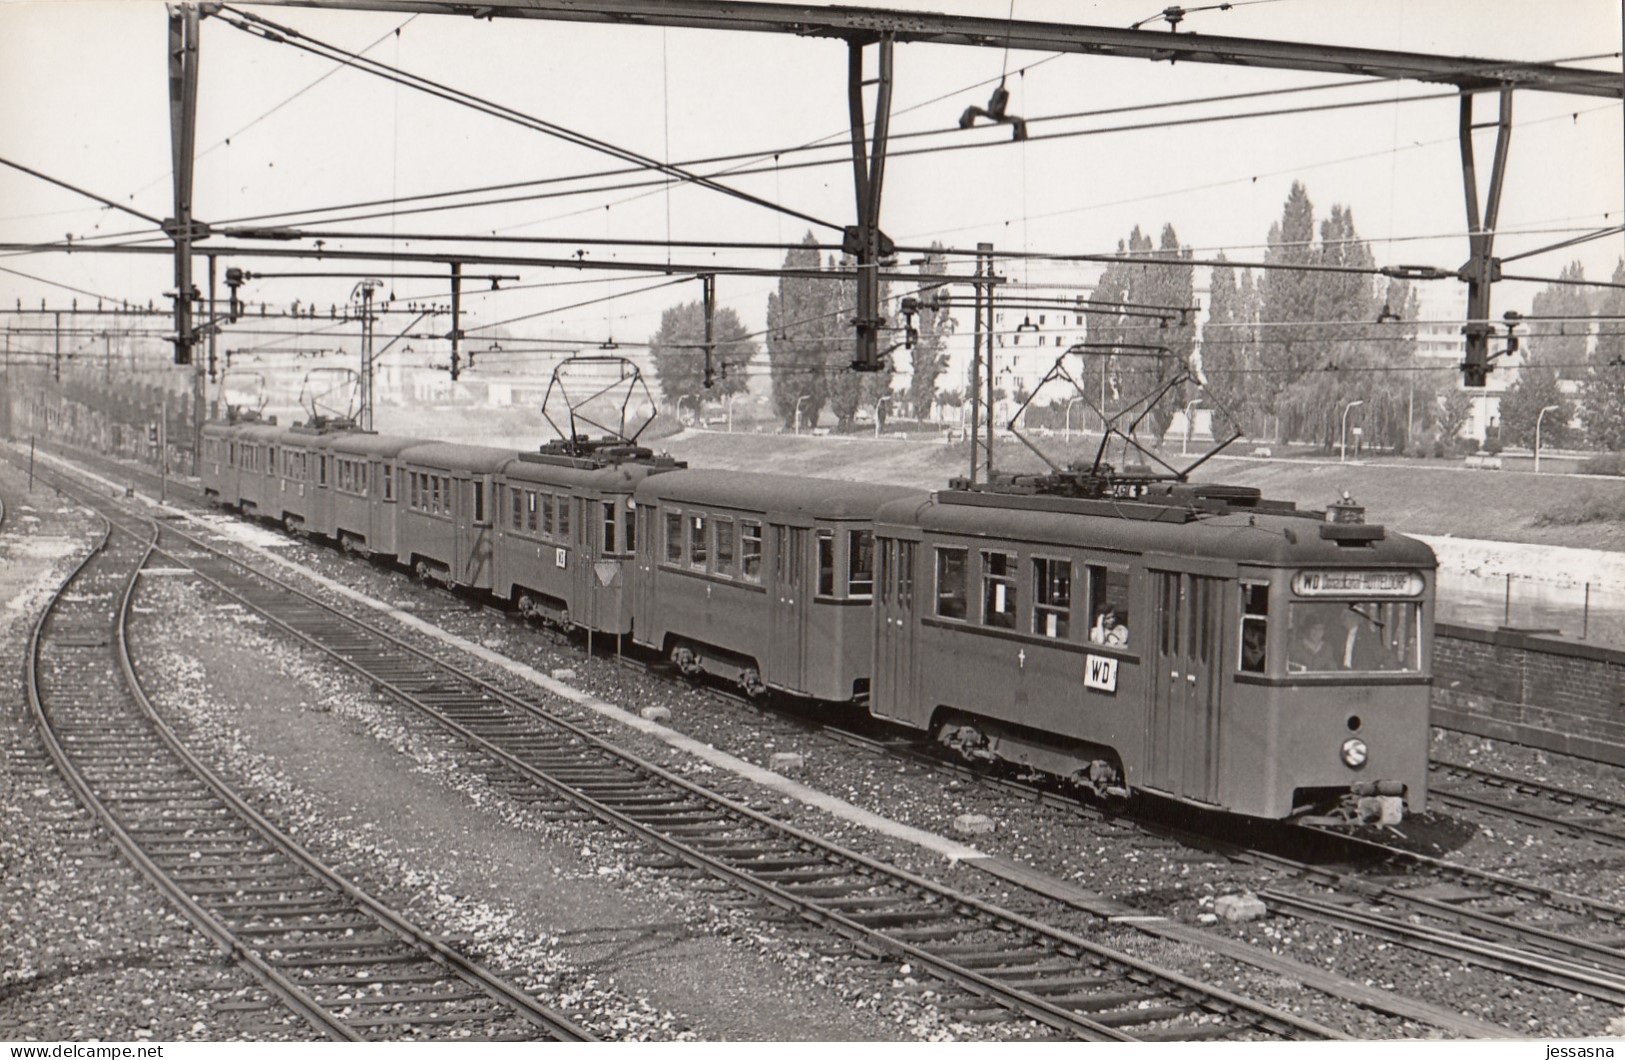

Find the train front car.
[{"left": 871, "top": 478, "right": 1435, "bottom": 824}]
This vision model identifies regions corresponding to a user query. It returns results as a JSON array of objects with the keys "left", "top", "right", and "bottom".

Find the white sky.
[{"left": 1, "top": 0, "right": 1621, "bottom": 367}]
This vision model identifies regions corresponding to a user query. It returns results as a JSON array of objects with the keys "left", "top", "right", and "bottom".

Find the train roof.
[
  {"left": 503, "top": 457, "right": 671, "bottom": 492},
  {"left": 396, "top": 441, "right": 517, "bottom": 473},
  {"left": 234, "top": 423, "right": 293, "bottom": 443},
  {"left": 322, "top": 431, "right": 422, "bottom": 457},
  {"left": 880, "top": 489, "right": 1435, "bottom": 568},
  {"left": 635, "top": 469, "right": 924, "bottom": 519}
]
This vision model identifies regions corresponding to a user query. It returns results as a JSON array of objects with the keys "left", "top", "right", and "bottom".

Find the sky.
[{"left": 1, "top": 0, "right": 1621, "bottom": 379}]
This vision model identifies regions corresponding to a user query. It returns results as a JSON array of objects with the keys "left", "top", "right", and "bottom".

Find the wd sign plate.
[
  {"left": 1085, "top": 654, "right": 1118, "bottom": 693},
  {"left": 1291, "top": 569, "right": 1423, "bottom": 597}
]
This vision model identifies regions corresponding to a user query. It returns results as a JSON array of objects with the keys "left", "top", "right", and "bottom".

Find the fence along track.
[
  {"left": 24, "top": 513, "right": 592, "bottom": 1042},
  {"left": 139, "top": 508, "right": 1339, "bottom": 1042}
]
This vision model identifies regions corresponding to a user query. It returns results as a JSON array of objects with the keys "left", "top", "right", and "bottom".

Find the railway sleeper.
[
  {"left": 338, "top": 990, "right": 486, "bottom": 1007},
  {"left": 270, "top": 953, "right": 428, "bottom": 968},
  {"left": 232, "top": 920, "right": 379, "bottom": 937}
]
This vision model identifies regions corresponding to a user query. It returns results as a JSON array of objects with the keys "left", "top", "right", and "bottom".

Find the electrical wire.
[
  {"left": 215, "top": 6, "right": 842, "bottom": 235},
  {"left": 0, "top": 156, "right": 165, "bottom": 228}
]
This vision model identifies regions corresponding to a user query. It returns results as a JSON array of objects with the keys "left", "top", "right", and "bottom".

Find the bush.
[
  {"left": 1579, "top": 452, "right": 1625, "bottom": 477},
  {"left": 1531, "top": 488, "right": 1625, "bottom": 526}
]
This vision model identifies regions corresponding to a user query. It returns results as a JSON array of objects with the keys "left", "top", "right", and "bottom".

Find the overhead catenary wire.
[
  {"left": 214, "top": 6, "right": 842, "bottom": 236},
  {"left": 186, "top": 45, "right": 1617, "bottom": 237}
]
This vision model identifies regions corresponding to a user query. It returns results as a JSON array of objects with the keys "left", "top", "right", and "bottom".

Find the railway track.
[
  {"left": 28, "top": 452, "right": 1340, "bottom": 1042},
  {"left": 36, "top": 441, "right": 1625, "bottom": 1033},
  {"left": 23, "top": 506, "right": 593, "bottom": 1042},
  {"left": 1429, "top": 758, "right": 1625, "bottom": 848}
]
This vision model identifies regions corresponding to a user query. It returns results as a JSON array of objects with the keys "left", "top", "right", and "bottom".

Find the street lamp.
[
  {"left": 1182, "top": 397, "right": 1203, "bottom": 456},
  {"left": 874, "top": 394, "right": 893, "bottom": 437},
  {"left": 1064, "top": 396, "right": 1083, "bottom": 441},
  {"left": 724, "top": 392, "right": 740, "bottom": 432},
  {"left": 1339, "top": 400, "right": 1365, "bottom": 463},
  {"left": 794, "top": 394, "right": 811, "bottom": 434},
  {"left": 1535, "top": 404, "right": 1561, "bottom": 473}
]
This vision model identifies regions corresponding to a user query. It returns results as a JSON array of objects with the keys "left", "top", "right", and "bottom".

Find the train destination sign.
[{"left": 1291, "top": 569, "right": 1425, "bottom": 597}]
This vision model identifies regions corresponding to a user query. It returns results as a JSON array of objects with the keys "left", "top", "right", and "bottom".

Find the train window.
[
  {"left": 935, "top": 547, "right": 968, "bottom": 620},
  {"left": 431, "top": 476, "right": 442, "bottom": 513},
  {"left": 714, "top": 518, "right": 735, "bottom": 576},
  {"left": 360, "top": 464, "right": 369, "bottom": 495},
  {"left": 665, "top": 511, "right": 684, "bottom": 564},
  {"left": 848, "top": 530, "right": 874, "bottom": 598},
  {"left": 537, "top": 493, "right": 550, "bottom": 535},
  {"left": 899, "top": 541, "right": 915, "bottom": 608},
  {"left": 981, "top": 550, "right": 1018, "bottom": 629},
  {"left": 558, "top": 496, "right": 571, "bottom": 539},
  {"left": 382, "top": 465, "right": 393, "bottom": 501},
  {"left": 269, "top": 446, "right": 277, "bottom": 473},
  {"left": 740, "top": 521, "right": 763, "bottom": 582},
  {"left": 1287, "top": 600, "right": 1421, "bottom": 674},
  {"left": 512, "top": 488, "right": 523, "bottom": 529},
  {"left": 602, "top": 501, "right": 618, "bottom": 555},
  {"left": 1240, "top": 583, "right": 1269, "bottom": 673},
  {"left": 689, "top": 515, "right": 709, "bottom": 570},
  {"left": 816, "top": 531, "right": 835, "bottom": 597},
  {"left": 1033, "top": 557, "right": 1072, "bottom": 639},
  {"left": 624, "top": 504, "right": 636, "bottom": 555},
  {"left": 878, "top": 540, "right": 892, "bottom": 605},
  {"left": 473, "top": 481, "right": 485, "bottom": 523},
  {"left": 1087, "top": 565, "right": 1131, "bottom": 646}
]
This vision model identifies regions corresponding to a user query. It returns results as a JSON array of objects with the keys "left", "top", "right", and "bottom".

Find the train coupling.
[{"left": 1352, "top": 780, "right": 1406, "bottom": 826}]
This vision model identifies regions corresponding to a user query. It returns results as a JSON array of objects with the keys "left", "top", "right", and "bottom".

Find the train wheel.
[
  {"left": 414, "top": 560, "right": 432, "bottom": 583},
  {"left": 516, "top": 593, "right": 538, "bottom": 620},
  {"left": 1075, "top": 760, "right": 1125, "bottom": 800},
  {"left": 556, "top": 609, "right": 575, "bottom": 634},
  {"left": 671, "top": 645, "right": 702, "bottom": 677},
  {"left": 937, "top": 721, "right": 993, "bottom": 763},
  {"left": 739, "top": 668, "right": 766, "bottom": 697}
]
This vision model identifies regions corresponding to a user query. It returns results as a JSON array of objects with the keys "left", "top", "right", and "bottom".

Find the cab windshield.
[{"left": 1286, "top": 600, "right": 1421, "bottom": 674}]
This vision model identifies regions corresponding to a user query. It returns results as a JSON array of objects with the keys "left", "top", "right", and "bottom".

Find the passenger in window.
[
  {"left": 1289, "top": 618, "right": 1339, "bottom": 672},
  {"left": 1241, "top": 622, "right": 1267, "bottom": 672},
  {"left": 1090, "top": 608, "right": 1128, "bottom": 647}
]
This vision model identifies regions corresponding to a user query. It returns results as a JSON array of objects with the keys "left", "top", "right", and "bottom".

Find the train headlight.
[{"left": 1340, "top": 738, "right": 1369, "bottom": 769}]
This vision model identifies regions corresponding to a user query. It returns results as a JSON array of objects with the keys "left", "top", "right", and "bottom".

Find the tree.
[
  {"left": 767, "top": 234, "right": 839, "bottom": 429},
  {"left": 765, "top": 234, "right": 892, "bottom": 431},
  {"left": 1084, "top": 223, "right": 1197, "bottom": 445},
  {"left": 1258, "top": 181, "right": 1322, "bottom": 412},
  {"left": 1258, "top": 192, "right": 1420, "bottom": 450},
  {"left": 1530, "top": 261, "right": 1591, "bottom": 377},
  {"left": 905, "top": 244, "right": 956, "bottom": 419},
  {"left": 648, "top": 300, "right": 754, "bottom": 413},
  {"left": 1582, "top": 259, "right": 1625, "bottom": 450},
  {"left": 1433, "top": 387, "right": 1474, "bottom": 446},
  {"left": 1201, "top": 253, "right": 1267, "bottom": 436},
  {"left": 1498, "top": 351, "right": 1573, "bottom": 448}
]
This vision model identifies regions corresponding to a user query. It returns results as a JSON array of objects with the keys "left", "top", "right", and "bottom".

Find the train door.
[
  {"left": 769, "top": 524, "right": 810, "bottom": 694},
  {"left": 458, "top": 475, "right": 493, "bottom": 586},
  {"left": 873, "top": 537, "right": 917, "bottom": 719},
  {"left": 1147, "top": 568, "right": 1226, "bottom": 804},
  {"left": 634, "top": 503, "right": 659, "bottom": 644},
  {"left": 571, "top": 494, "right": 595, "bottom": 626}
]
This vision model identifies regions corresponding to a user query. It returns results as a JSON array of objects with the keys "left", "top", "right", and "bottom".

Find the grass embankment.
[
  {"left": 656, "top": 430, "right": 1625, "bottom": 553},
  {"left": 360, "top": 402, "right": 1625, "bottom": 552}
]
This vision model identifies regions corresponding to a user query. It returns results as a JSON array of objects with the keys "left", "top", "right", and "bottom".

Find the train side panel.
[{"left": 633, "top": 470, "right": 919, "bottom": 701}]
